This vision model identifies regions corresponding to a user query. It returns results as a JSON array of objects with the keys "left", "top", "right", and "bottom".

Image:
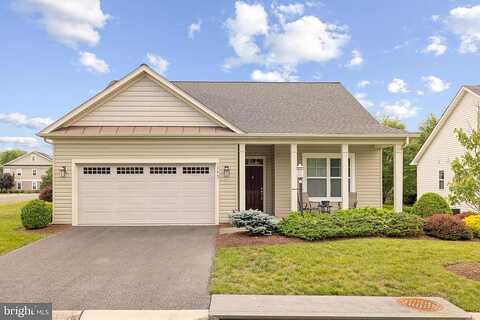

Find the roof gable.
[
  {"left": 412, "top": 86, "right": 480, "bottom": 165},
  {"left": 39, "top": 65, "right": 242, "bottom": 136},
  {"left": 3, "top": 151, "right": 52, "bottom": 166}
]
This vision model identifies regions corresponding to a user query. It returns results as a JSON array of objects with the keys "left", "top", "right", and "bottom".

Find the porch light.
[
  {"left": 59, "top": 166, "right": 67, "bottom": 178},
  {"left": 296, "top": 164, "right": 304, "bottom": 180},
  {"left": 223, "top": 165, "right": 231, "bottom": 178}
]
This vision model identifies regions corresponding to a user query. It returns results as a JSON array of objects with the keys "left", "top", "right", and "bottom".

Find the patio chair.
[
  {"left": 320, "top": 200, "right": 332, "bottom": 213},
  {"left": 299, "top": 192, "right": 313, "bottom": 212}
]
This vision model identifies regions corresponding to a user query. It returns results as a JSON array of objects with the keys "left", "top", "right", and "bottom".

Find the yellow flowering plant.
[{"left": 464, "top": 215, "right": 480, "bottom": 237}]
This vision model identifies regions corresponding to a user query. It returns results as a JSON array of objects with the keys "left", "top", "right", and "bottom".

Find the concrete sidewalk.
[{"left": 53, "top": 310, "right": 208, "bottom": 320}]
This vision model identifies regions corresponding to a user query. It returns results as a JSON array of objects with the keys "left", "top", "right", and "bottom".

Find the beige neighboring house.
[
  {"left": 2, "top": 151, "right": 52, "bottom": 192},
  {"left": 38, "top": 64, "right": 413, "bottom": 226},
  {"left": 412, "top": 85, "right": 480, "bottom": 212}
]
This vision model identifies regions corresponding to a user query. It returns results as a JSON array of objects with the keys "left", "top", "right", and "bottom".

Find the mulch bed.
[
  {"left": 445, "top": 262, "right": 480, "bottom": 281},
  {"left": 216, "top": 231, "right": 305, "bottom": 248},
  {"left": 18, "top": 224, "right": 71, "bottom": 234}
]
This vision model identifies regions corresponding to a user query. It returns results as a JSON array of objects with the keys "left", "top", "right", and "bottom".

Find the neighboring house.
[
  {"left": 2, "top": 151, "right": 52, "bottom": 192},
  {"left": 412, "top": 85, "right": 480, "bottom": 212},
  {"left": 38, "top": 64, "right": 412, "bottom": 226}
]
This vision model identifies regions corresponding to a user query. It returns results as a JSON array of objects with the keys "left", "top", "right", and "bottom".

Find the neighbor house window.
[
  {"left": 439, "top": 170, "right": 445, "bottom": 190},
  {"left": 32, "top": 155, "right": 36, "bottom": 161},
  {"left": 32, "top": 181, "right": 38, "bottom": 190},
  {"left": 16, "top": 182, "right": 22, "bottom": 190},
  {"left": 16, "top": 169, "right": 22, "bottom": 177},
  {"left": 304, "top": 154, "right": 354, "bottom": 200},
  {"left": 32, "top": 169, "right": 37, "bottom": 176},
  {"left": 3, "top": 168, "right": 10, "bottom": 174}
]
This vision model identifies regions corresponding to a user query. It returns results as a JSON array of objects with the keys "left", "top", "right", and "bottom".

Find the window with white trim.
[
  {"left": 32, "top": 181, "right": 39, "bottom": 190},
  {"left": 3, "top": 168, "right": 10, "bottom": 174},
  {"left": 16, "top": 169, "right": 22, "bottom": 177},
  {"left": 32, "top": 169, "right": 37, "bottom": 176},
  {"left": 83, "top": 167, "right": 111, "bottom": 175},
  {"left": 150, "top": 167, "right": 177, "bottom": 174},
  {"left": 16, "top": 181, "right": 22, "bottom": 190},
  {"left": 183, "top": 166, "right": 209, "bottom": 174},
  {"left": 439, "top": 170, "right": 445, "bottom": 190},
  {"left": 304, "top": 154, "right": 354, "bottom": 200},
  {"left": 32, "top": 155, "right": 36, "bottom": 161},
  {"left": 117, "top": 167, "right": 144, "bottom": 175}
]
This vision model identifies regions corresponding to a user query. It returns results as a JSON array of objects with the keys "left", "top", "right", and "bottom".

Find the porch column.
[
  {"left": 341, "top": 144, "right": 349, "bottom": 209},
  {"left": 290, "top": 144, "right": 298, "bottom": 212},
  {"left": 394, "top": 143, "right": 403, "bottom": 213},
  {"left": 239, "top": 143, "right": 246, "bottom": 211}
]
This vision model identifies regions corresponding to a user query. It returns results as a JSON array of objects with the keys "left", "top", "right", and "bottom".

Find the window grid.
[
  {"left": 117, "top": 167, "right": 144, "bottom": 175},
  {"left": 83, "top": 167, "right": 111, "bottom": 175},
  {"left": 439, "top": 170, "right": 445, "bottom": 190},
  {"left": 306, "top": 157, "right": 351, "bottom": 199},
  {"left": 32, "top": 169, "right": 37, "bottom": 176},
  {"left": 183, "top": 166, "right": 209, "bottom": 174},
  {"left": 150, "top": 167, "right": 177, "bottom": 174}
]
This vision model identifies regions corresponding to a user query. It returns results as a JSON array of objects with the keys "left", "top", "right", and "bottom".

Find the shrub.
[
  {"left": 424, "top": 214, "right": 472, "bottom": 240},
  {"left": 454, "top": 212, "right": 476, "bottom": 220},
  {"left": 231, "top": 209, "right": 277, "bottom": 236},
  {"left": 464, "top": 215, "right": 480, "bottom": 238},
  {"left": 277, "top": 208, "right": 424, "bottom": 241},
  {"left": 20, "top": 199, "right": 52, "bottom": 229},
  {"left": 412, "top": 193, "right": 451, "bottom": 217},
  {"left": 38, "top": 186, "right": 52, "bottom": 202}
]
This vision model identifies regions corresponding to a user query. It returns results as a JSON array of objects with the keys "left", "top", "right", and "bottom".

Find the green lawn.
[
  {"left": 211, "top": 238, "right": 480, "bottom": 312},
  {"left": 0, "top": 201, "right": 47, "bottom": 255}
]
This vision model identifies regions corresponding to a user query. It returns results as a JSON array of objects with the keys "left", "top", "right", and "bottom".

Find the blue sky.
[{"left": 1, "top": 0, "right": 480, "bottom": 153}]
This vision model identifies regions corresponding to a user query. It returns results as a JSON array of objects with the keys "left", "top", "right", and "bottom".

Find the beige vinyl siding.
[
  {"left": 7, "top": 153, "right": 51, "bottom": 166},
  {"left": 354, "top": 145, "right": 382, "bottom": 207},
  {"left": 417, "top": 91, "right": 480, "bottom": 212},
  {"left": 73, "top": 76, "right": 220, "bottom": 127},
  {"left": 52, "top": 139, "right": 238, "bottom": 224},
  {"left": 245, "top": 145, "right": 274, "bottom": 214},
  {"left": 3, "top": 165, "right": 49, "bottom": 191},
  {"left": 274, "top": 145, "right": 290, "bottom": 216}
]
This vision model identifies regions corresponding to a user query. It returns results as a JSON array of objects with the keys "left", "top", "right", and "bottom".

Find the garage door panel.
[{"left": 78, "top": 164, "right": 215, "bottom": 225}]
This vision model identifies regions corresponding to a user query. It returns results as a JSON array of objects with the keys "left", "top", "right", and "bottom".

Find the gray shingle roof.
[
  {"left": 465, "top": 85, "right": 480, "bottom": 96},
  {"left": 173, "top": 81, "right": 405, "bottom": 135}
]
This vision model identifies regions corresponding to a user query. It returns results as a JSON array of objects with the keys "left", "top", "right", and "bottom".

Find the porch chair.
[{"left": 298, "top": 192, "right": 313, "bottom": 212}]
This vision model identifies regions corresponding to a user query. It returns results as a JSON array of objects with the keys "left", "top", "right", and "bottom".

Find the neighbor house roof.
[
  {"left": 3, "top": 151, "right": 52, "bottom": 166},
  {"left": 173, "top": 81, "right": 405, "bottom": 135},
  {"left": 465, "top": 85, "right": 480, "bottom": 96}
]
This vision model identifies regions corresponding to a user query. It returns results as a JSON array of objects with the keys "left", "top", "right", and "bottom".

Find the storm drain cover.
[{"left": 397, "top": 298, "right": 443, "bottom": 312}]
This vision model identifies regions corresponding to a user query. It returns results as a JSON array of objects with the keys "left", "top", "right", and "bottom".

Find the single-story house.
[
  {"left": 412, "top": 85, "right": 480, "bottom": 212},
  {"left": 2, "top": 151, "right": 52, "bottom": 191},
  {"left": 39, "top": 64, "right": 412, "bottom": 226}
]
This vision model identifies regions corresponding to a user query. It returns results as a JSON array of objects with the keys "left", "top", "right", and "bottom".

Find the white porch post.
[
  {"left": 394, "top": 143, "right": 404, "bottom": 213},
  {"left": 290, "top": 144, "right": 298, "bottom": 212},
  {"left": 341, "top": 144, "right": 349, "bottom": 209},
  {"left": 239, "top": 143, "right": 246, "bottom": 211}
]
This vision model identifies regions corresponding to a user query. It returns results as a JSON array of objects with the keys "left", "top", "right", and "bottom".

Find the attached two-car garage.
[{"left": 77, "top": 163, "right": 216, "bottom": 225}]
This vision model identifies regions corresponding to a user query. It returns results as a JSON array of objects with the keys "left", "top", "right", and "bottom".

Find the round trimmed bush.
[
  {"left": 412, "top": 193, "right": 451, "bottom": 217},
  {"left": 424, "top": 214, "right": 472, "bottom": 240},
  {"left": 21, "top": 199, "right": 52, "bottom": 229},
  {"left": 38, "top": 186, "right": 52, "bottom": 202}
]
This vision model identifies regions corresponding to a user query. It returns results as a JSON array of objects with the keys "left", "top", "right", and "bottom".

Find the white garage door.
[{"left": 78, "top": 164, "right": 215, "bottom": 225}]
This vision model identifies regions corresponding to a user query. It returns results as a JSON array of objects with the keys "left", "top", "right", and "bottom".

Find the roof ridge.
[{"left": 172, "top": 80, "right": 342, "bottom": 84}]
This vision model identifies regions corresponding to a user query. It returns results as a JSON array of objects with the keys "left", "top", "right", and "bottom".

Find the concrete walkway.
[{"left": 0, "top": 193, "right": 37, "bottom": 203}]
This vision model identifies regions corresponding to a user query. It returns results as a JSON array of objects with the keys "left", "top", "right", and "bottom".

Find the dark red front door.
[{"left": 246, "top": 166, "right": 263, "bottom": 211}]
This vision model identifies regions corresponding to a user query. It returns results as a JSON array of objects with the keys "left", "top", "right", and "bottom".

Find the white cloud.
[
  {"left": 431, "top": 15, "right": 440, "bottom": 22},
  {"left": 224, "top": 1, "right": 268, "bottom": 68},
  {"left": 382, "top": 99, "right": 418, "bottom": 119},
  {"left": 346, "top": 49, "right": 363, "bottom": 67},
  {"left": 422, "top": 75, "right": 450, "bottom": 92},
  {"left": 147, "top": 53, "right": 169, "bottom": 75},
  {"left": 358, "top": 80, "right": 370, "bottom": 88},
  {"left": 78, "top": 51, "right": 109, "bottom": 73},
  {"left": 0, "top": 112, "right": 53, "bottom": 130},
  {"left": 0, "top": 137, "right": 39, "bottom": 148},
  {"left": 15, "top": 0, "right": 110, "bottom": 47},
  {"left": 446, "top": 5, "right": 480, "bottom": 53},
  {"left": 251, "top": 69, "right": 297, "bottom": 82},
  {"left": 272, "top": 3, "right": 304, "bottom": 24},
  {"left": 423, "top": 36, "right": 447, "bottom": 56},
  {"left": 354, "top": 93, "right": 374, "bottom": 109},
  {"left": 416, "top": 90, "right": 424, "bottom": 96},
  {"left": 224, "top": 1, "right": 349, "bottom": 76},
  {"left": 387, "top": 78, "right": 408, "bottom": 93},
  {"left": 188, "top": 20, "right": 201, "bottom": 39}
]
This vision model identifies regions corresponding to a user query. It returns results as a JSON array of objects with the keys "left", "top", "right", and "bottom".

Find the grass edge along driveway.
[
  {"left": 211, "top": 238, "right": 480, "bottom": 312},
  {"left": 0, "top": 201, "right": 47, "bottom": 255}
]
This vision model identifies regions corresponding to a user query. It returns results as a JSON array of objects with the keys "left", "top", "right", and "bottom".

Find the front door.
[{"left": 246, "top": 165, "right": 263, "bottom": 211}]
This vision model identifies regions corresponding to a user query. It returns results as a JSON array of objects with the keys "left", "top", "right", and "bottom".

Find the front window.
[
  {"left": 439, "top": 170, "right": 445, "bottom": 190},
  {"left": 305, "top": 155, "right": 353, "bottom": 199}
]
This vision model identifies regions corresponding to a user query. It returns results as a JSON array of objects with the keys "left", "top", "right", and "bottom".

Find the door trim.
[
  {"left": 71, "top": 158, "right": 220, "bottom": 226},
  {"left": 245, "top": 156, "right": 266, "bottom": 212}
]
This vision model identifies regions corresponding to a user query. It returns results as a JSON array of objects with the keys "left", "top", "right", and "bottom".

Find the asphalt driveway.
[{"left": 0, "top": 226, "right": 217, "bottom": 310}]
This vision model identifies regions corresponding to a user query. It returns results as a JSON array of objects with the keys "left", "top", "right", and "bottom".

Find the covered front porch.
[{"left": 238, "top": 142, "right": 404, "bottom": 216}]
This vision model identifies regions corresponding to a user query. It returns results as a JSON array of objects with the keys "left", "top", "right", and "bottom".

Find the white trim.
[
  {"left": 394, "top": 144, "right": 403, "bottom": 213},
  {"left": 302, "top": 152, "right": 356, "bottom": 202},
  {"left": 341, "top": 144, "right": 349, "bottom": 209},
  {"left": 290, "top": 144, "right": 298, "bottom": 212},
  {"left": 239, "top": 144, "right": 246, "bottom": 211},
  {"left": 245, "top": 156, "right": 267, "bottom": 212},
  {"left": 32, "top": 181, "right": 39, "bottom": 190},
  {"left": 71, "top": 158, "right": 220, "bottom": 226},
  {"left": 40, "top": 65, "right": 243, "bottom": 136}
]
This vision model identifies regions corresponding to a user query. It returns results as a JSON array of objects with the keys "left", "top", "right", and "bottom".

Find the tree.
[
  {"left": 381, "top": 114, "right": 438, "bottom": 204},
  {"left": 449, "top": 128, "right": 480, "bottom": 212},
  {"left": 41, "top": 167, "right": 52, "bottom": 189},
  {"left": 0, "top": 149, "right": 26, "bottom": 166},
  {"left": 0, "top": 173, "right": 15, "bottom": 192}
]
